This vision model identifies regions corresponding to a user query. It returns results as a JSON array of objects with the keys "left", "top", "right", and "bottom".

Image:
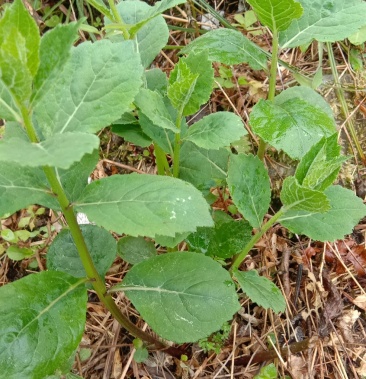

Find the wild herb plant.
[{"left": 1, "top": 0, "right": 366, "bottom": 377}]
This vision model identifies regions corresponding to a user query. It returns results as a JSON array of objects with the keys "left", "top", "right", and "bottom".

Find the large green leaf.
[
  {"left": 280, "top": 176, "right": 330, "bottom": 212},
  {"left": 106, "top": 1, "right": 169, "bottom": 68},
  {"left": 168, "top": 52, "right": 214, "bottom": 116},
  {"left": 34, "top": 39, "right": 143, "bottom": 137},
  {"left": 0, "top": 271, "right": 87, "bottom": 378},
  {"left": 247, "top": 0, "right": 303, "bottom": 32},
  {"left": 0, "top": 133, "right": 99, "bottom": 169},
  {"left": 0, "top": 163, "right": 58, "bottom": 216},
  {"left": 32, "top": 22, "right": 79, "bottom": 104},
  {"left": 181, "top": 29, "right": 267, "bottom": 71},
  {"left": 185, "top": 112, "right": 246, "bottom": 150},
  {"left": 295, "top": 134, "right": 348, "bottom": 191},
  {"left": 110, "top": 252, "right": 240, "bottom": 343},
  {"left": 280, "top": 185, "right": 366, "bottom": 241},
  {"left": 74, "top": 174, "right": 213, "bottom": 237},
  {"left": 179, "top": 142, "right": 229, "bottom": 190},
  {"left": 250, "top": 96, "right": 336, "bottom": 159},
  {"left": 227, "top": 154, "right": 271, "bottom": 228},
  {"left": 135, "top": 88, "right": 178, "bottom": 132},
  {"left": 47, "top": 225, "right": 116, "bottom": 282},
  {"left": 234, "top": 269, "right": 286, "bottom": 313},
  {"left": 279, "top": 0, "right": 366, "bottom": 48},
  {"left": 0, "top": 0, "right": 40, "bottom": 104},
  {"left": 186, "top": 211, "right": 252, "bottom": 258}
]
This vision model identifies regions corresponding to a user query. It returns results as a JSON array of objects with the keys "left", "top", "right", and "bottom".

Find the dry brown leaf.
[
  {"left": 338, "top": 309, "right": 360, "bottom": 344},
  {"left": 352, "top": 294, "right": 366, "bottom": 311},
  {"left": 287, "top": 354, "right": 308, "bottom": 379}
]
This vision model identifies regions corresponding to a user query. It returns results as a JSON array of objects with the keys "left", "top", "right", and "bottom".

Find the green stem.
[
  {"left": 108, "top": 0, "right": 130, "bottom": 39},
  {"left": 326, "top": 42, "right": 365, "bottom": 164},
  {"left": 21, "top": 108, "right": 184, "bottom": 358},
  {"left": 230, "top": 208, "right": 285, "bottom": 273},
  {"left": 173, "top": 114, "right": 183, "bottom": 178},
  {"left": 257, "top": 29, "right": 279, "bottom": 161}
]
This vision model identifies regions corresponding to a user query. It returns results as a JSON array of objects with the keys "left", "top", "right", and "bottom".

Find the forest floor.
[{"left": 1, "top": 0, "right": 366, "bottom": 378}]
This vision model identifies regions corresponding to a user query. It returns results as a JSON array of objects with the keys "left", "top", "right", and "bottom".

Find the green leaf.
[
  {"left": 154, "top": 232, "right": 190, "bottom": 248},
  {"left": 145, "top": 68, "right": 168, "bottom": 94},
  {"left": 254, "top": 363, "right": 278, "bottom": 379},
  {"left": 47, "top": 225, "right": 116, "bottom": 282},
  {"left": 117, "top": 236, "right": 157, "bottom": 264},
  {"left": 274, "top": 86, "right": 335, "bottom": 119},
  {"left": 181, "top": 29, "right": 268, "bottom": 71},
  {"left": 0, "top": 271, "right": 87, "bottom": 378},
  {"left": 234, "top": 269, "right": 286, "bottom": 313},
  {"left": 179, "top": 142, "right": 229, "bottom": 190},
  {"left": 139, "top": 113, "right": 175, "bottom": 154},
  {"left": 250, "top": 96, "right": 336, "bottom": 159},
  {"left": 0, "top": 0, "right": 40, "bottom": 105},
  {"left": 56, "top": 149, "right": 99, "bottom": 203},
  {"left": 0, "top": 133, "right": 99, "bottom": 169},
  {"left": 110, "top": 252, "right": 240, "bottom": 343},
  {"left": 32, "top": 22, "right": 79, "bottom": 104},
  {"left": 129, "top": 0, "right": 186, "bottom": 36},
  {"left": 279, "top": 0, "right": 366, "bottom": 48},
  {"left": 112, "top": 124, "right": 152, "bottom": 147},
  {"left": 185, "top": 112, "right": 246, "bottom": 149},
  {"left": 6, "top": 245, "right": 34, "bottom": 261},
  {"left": 106, "top": 1, "right": 169, "bottom": 68},
  {"left": 227, "top": 154, "right": 271, "bottom": 228},
  {"left": 168, "top": 59, "right": 199, "bottom": 116},
  {"left": 85, "top": 0, "right": 114, "bottom": 20},
  {"left": 0, "top": 82, "right": 21, "bottom": 121},
  {"left": 0, "top": 0, "right": 40, "bottom": 77},
  {"left": 169, "top": 52, "right": 214, "bottom": 116},
  {"left": 135, "top": 88, "right": 178, "bottom": 132},
  {"left": 74, "top": 174, "right": 213, "bottom": 238},
  {"left": 280, "top": 185, "right": 366, "bottom": 241},
  {"left": 280, "top": 176, "right": 330, "bottom": 212},
  {"left": 186, "top": 211, "right": 252, "bottom": 258},
  {"left": 348, "top": 25, "right": 366, "bottom": 45},
  {"left": 134, "top": 346, "right": 149, "bottom": 363},
  {"left": 247, "top": 0, "right": 303, "bottom": 32},
  {"left": 34, "top": 40, "right": 143, "bottom": 137},
  {"left": 295, "top": 134, "right": 348, "bottom": 191},
  {"left": 0, "top": 163, "right": 59, "bottom": 217}
]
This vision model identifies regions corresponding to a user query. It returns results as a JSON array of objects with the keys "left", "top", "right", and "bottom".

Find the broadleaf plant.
[{"left": 1, "top": 0, "right": 366, "bottom": 376}]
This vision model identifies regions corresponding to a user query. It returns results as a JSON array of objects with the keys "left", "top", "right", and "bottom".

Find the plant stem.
[
  {"left": 257, "top": 28, "right": 279, "bottom": 161},
  {"left": 107, "top": 0, "right": 130, "bottom": 39},
  {"left": 268, "top": 29, "right": 279, "bottom": 103},
  {"left": 21, "top": 108, "right": 184, "bottom": 358},
  {"left": 173, "top": 114, "right": 183, "bottom": 178},
  {"left": 326, "top": 42, "right": 365, "bottom": 164},
  {"left": 230, "top": 208, "right": 285, "bottom": 272}
]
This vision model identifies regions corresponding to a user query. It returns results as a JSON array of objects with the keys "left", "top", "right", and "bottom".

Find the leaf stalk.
[
  {"left": 230, "top": 208, "right": 285, "bottom": 272},
  {"left": 257, "top": 27, "right": 279, "bottom": 160}
]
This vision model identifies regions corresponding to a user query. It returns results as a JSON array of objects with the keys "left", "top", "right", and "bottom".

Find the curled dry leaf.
[{"left": 352, "top": 294, "right": 366, "bottom": 311}]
